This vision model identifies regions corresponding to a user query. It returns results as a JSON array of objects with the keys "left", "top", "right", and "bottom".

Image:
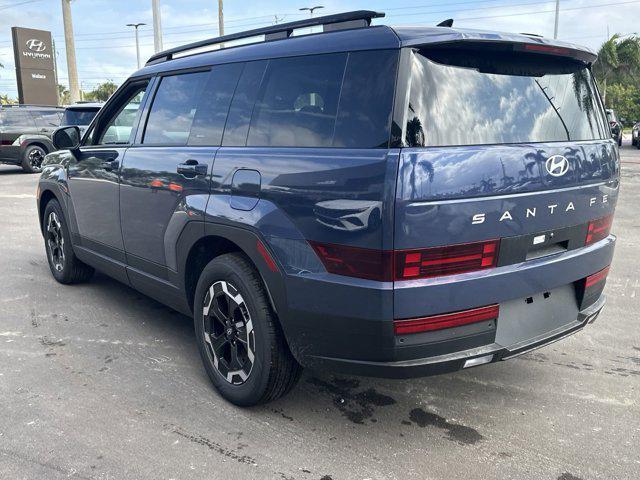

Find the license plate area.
[
  {"left": 495, "top": 284, "right": 579, "bottom": 348},
  {"left": 498, "top": 223, "right": 588, "bottom": 265}
]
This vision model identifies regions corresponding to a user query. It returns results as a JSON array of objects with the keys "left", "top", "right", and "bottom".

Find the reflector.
[{"left": 394, "top": 304, "right": 499, "bottom": 335}]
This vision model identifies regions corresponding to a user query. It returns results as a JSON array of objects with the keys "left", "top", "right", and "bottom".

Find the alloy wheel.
[
  {"left": 46, "top": 212, "right": 65, "bottom": 272},
  {"left": 28, "top": 147, "right": 45, "bottom": 171},
  {"left": 202, "top": 280, "right": 255, "bottom": 385}
]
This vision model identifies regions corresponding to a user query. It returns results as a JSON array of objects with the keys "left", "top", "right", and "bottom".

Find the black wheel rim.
[
  {"left": 202, "top": 281, "right": 255, "bottom": 385},
  {"left": 28, "top": 148, "right": 45, "bottom": 170},
  {"left": 46, "top": 212, "right": 65, "bottom": 272}
]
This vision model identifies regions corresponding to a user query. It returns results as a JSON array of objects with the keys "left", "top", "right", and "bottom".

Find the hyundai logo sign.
[
  {"left": 25, "top": 38, "right": 46, "bottom": 52},
  {"left": 545, "top": 155, "right": 569, "bottom": 177}
]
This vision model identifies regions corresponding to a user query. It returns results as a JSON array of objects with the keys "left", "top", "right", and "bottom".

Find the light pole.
[
  {"left": 553, "top": 0, "right": 560, "bottom": 39},
  {"left": 127, "top": 23, "right": 146, "bottom": 69},
  {"left": 151, "top": 0, "right": 163, "bottom": 53},
  {"left": 217, "top": 0, "right": 224, "bottom": 48},
  {"left": 299, "top": 5, "right": 324, "bottom": 33},
  {"left": 61, "top": 0, "right": 80, "bottom": 104}
]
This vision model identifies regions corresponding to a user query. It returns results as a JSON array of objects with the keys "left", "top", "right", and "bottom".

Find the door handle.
[
  {"left": 177, "top": 160, "right": 208, "bottom": 177},
  {"left": 101, "top": 159, "right": 119, "bottom": 171}
]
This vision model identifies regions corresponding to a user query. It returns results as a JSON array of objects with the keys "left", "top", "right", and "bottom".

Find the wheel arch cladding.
[
  {"left": 184, "top": 235, "right": 242, "bottom": 312},
  {"left": 38, "top": 189, "right": 59, "bottom": 234},
  {"left": 179, "top": 224, "right": 292, "bottom": 353},
  {"left": 25, "top": 141, "right": 51, "bottom": 154}
]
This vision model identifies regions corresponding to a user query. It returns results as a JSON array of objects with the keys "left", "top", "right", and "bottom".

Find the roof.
[{"left": 133, "top": 14, "right": 597, "bottom": 78}]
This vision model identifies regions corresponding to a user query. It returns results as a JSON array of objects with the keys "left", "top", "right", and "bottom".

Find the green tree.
[
  {"left": 593, "top": 34, "right": 640, "bottom": 105},
  {"left": 58, "top": 84, "right": 71, "bottom": 105},
  {"left": 1, "top": 93, "right": 16, "bottom": 105},
  {"left": 605, "top": 84, "right": 640, "bottom": 125},
  {"left": 84, "top": 81, "right": 118, "bottom": 102}
]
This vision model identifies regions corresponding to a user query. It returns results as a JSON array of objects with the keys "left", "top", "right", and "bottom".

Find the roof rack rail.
[
  {"left": 146, "top": 10, "right": 385, "bottom": 65},
  {"left": 0, "top": 103, "right": 61, "bottom": 108}
]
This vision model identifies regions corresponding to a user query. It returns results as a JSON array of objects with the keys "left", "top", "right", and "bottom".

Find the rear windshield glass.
[
  {"left": 405, "top": 49, "right": 608, "bottom": 147},
  {"left": 62, "top": 108, "right": 99, "bottom": 126}
]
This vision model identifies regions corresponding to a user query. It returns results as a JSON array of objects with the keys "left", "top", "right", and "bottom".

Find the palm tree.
[{"left": 593, "top": 34, "right": 640, "bottom": 105}]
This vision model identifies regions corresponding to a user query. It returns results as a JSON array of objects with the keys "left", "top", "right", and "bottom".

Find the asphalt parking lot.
[{"left": 1, "top": 142, "right": 639, "bottom": 480}]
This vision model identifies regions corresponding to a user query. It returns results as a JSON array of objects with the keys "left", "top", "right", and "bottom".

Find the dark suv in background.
[
  {"left": 61, "top": 103, "right": 103, "bottom": 137},
  {"left": 38, "top": 11, "right": 617, "bottom": 406},
  {"left": 606, "top": 109, "right": 623, "bottom": 146},
  {"left": 0, "top": 104, "right": 63, "bottom": 172}
]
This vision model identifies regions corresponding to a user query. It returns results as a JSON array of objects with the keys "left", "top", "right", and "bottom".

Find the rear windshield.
[
  {"left": 62, "top": 108, "right": 99, "bottom": 126},
  {"left": 405, "top": 48, "right": 608, "bottom": 147}
]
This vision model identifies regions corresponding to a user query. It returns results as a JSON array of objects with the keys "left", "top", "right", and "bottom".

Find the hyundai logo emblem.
[
  {"left": 25, "top": 39, "right": 46, "bottom": 52},
  {"left": 545, "top": 155, "right": 569, "bottom": 177}
]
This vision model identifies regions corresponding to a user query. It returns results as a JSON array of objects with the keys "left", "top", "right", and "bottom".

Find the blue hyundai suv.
[{"left": 37, "top": 11, "right": 618, "bottom": 406}]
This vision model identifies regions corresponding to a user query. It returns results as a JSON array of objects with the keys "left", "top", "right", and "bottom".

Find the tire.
[
  {"left": 43, "top": 199, "right": 94, "bottom": 284},
  {"left": 21, "top": 145, "right": 47, "bottom": 173},
  {"left": 618, "top": 136, "right": 622, "bottom": 147},
  {"left": 194, "top": 253, "right": 301, "bottom": 406}
]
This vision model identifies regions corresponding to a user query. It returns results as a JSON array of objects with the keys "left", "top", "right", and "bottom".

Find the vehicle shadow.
[{"left": 0, "top": 166, "right": 26, "bottom": 175}]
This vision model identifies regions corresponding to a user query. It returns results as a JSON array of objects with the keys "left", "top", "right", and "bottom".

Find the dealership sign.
[{"left": 11, "top": 27, "right": 57, "bottom": 105}]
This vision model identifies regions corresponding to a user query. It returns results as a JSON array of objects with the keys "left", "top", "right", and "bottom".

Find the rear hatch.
[{"left": 393, "top": 43, "right": 618, "bottom": 328}]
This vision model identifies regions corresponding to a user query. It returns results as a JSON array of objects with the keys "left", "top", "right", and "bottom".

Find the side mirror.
[{"left": 52, "top": 126, "right": 81, "bottom": 153}]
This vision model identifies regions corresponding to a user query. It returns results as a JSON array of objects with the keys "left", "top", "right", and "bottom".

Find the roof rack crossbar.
[{"left": 146, "top": 10, "right": 384, "bottom": 65}]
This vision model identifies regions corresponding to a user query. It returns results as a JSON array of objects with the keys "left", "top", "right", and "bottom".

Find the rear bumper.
[
  {"left": 282, "top": 235, "right": 614, "bottom": 376},
  {"left": 305, "top": 294, "right": 605, "bottom": 378}
]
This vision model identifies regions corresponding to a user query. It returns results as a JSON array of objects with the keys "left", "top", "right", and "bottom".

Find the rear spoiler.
[
  {"left": 397, "top": 29, "right": 597, "bottom": 64},
  {"left": 416, "top": 40, "right": 597, "bottom": 65}
]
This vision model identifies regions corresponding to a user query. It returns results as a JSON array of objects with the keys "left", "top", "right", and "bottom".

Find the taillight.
[
  {"left": 586, "top": 214, "right": 613, "bottom": 245},
  {"left": 394, "top": 304, "right": 499, "bottom": 335},
  {"left": 585, "top": 266, "right": 610, "bottom": 288},
  {"left": 310, "top": 239, "right": 500, "bottom": 282},
  {"left": 309, "top": 241, "right": 393, "bottom": 282},
  {"left": 395, "top": 240, "right": 500, "bottom": 280}
]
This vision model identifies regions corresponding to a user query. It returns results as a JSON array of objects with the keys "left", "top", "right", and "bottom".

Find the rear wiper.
[{"left": 535, "top": 80, "right": 570, "bottom": 141}]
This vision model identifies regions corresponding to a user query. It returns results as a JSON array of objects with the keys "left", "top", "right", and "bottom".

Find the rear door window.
[
  {"left": 222, "top": 61, "right": 267, "bottom": 147},
  {"left": 188, "top": 63, "right": 243, "bottom": 146},
  {"left": 405, "top": 49, "right": 608, "bottom": 147},
  {"left": 143, "top": 71, "right": 209, "bottom": 145},
  {"left": 31, "top": 110, "right": 62, "bottom": 128},
  {"left": 247, "top": 53, "right": 347, "bottom": 148}
]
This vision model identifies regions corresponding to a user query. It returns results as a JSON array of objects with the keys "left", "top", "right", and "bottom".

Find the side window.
[
  {"left": 1, "top": 110, "right": 35, "bottom": 127},
  {"left": 143, "top": 71, "right": 209, "bottom": 145},
  {"left": 188, "top": 63, "right": 243, "bottom": 146},
  {"left": 333, "top": 50, "right": 398, "bottom": 148},
  {"left": 96, "top": 84, "right": 148, "bottom": 145},
  {"left": 32, "top": 110, "right": 62, "bottom": 128},
  {"left": 222, "top": 61, "right": 267, "bottom": 147},
  {"left": 247, "top": 53, "right": 347, "bottom": 148}
]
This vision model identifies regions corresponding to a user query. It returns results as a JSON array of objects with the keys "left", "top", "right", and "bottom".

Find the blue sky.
[{"left": 1, "top": 0, "right": 638, "bottom": 98}]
